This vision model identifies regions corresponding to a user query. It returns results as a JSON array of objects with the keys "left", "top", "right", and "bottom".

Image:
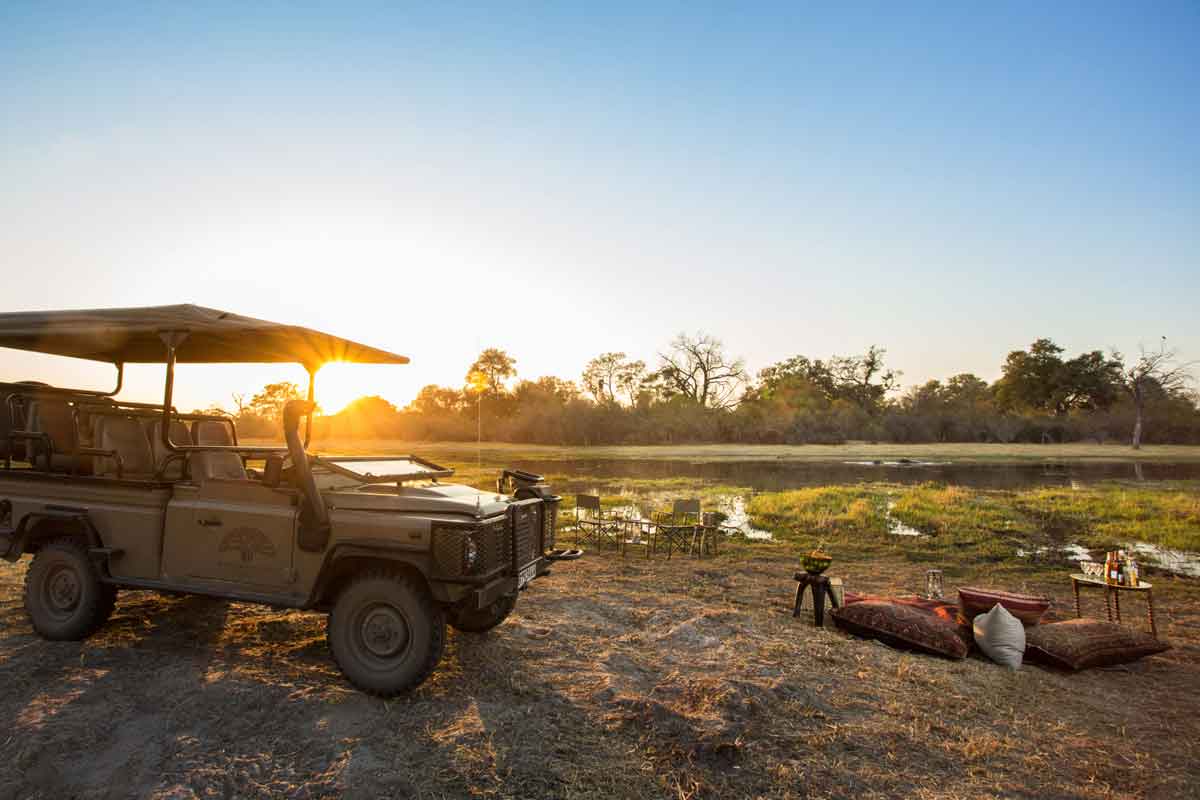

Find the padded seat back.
[
  {"left": 93, "top": 415, "right": 155, "bottom": 478},
  {"left": 146, "top": 418, "right": 191, "bottom": 480},
  {"left": 27, "top": 398, "right": 91, "bottom": 474},
  {"left": 0, "top": 387, "right": 19, "bottom": 461},
  {"left": 191, "top": 418, "right": 246, "bottom": 481}
]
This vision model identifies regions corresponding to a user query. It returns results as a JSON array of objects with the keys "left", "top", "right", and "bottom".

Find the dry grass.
[{"left": 2, "top": 540, "right": 1197, "bottom": 799}]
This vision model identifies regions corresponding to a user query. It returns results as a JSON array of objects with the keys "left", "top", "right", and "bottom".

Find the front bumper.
[{"left": 468, "top": 555, "right": 551, "bottom": 610}]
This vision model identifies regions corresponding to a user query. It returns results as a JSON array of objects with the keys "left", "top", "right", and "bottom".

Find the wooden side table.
[
  {"left": 1070, "top": 573, "right": 1157, "bottom": 637},
  {"left": 793, "top": 572, "right": 840, "bottom": 627}
]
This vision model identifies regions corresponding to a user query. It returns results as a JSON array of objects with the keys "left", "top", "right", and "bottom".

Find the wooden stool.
[{"left": 793, "top": 572, "right": 840, "bottom": 627}]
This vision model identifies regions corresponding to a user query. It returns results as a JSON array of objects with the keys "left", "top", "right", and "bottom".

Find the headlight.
[{"left": 463, "top": 536, "right": 480, "bottom": 572}]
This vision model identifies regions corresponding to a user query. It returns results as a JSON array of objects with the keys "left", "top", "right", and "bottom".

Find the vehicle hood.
[{"left": 324, "top": 482, "right": 511, "bottom": 519}]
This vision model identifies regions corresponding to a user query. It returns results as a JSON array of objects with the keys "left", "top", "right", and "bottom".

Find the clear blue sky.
[{"left": 2, "top": 2, "right": 1197, "bottom": 411}]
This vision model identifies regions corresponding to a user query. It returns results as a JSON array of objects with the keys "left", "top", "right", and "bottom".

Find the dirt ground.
[{"left": 1, "top": 549, "right": 1197, "bottom": 800}]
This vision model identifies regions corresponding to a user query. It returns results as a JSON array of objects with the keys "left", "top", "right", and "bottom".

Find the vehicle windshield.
[{"left": 313, "top": 456, "right": 454, "bottom": 484}]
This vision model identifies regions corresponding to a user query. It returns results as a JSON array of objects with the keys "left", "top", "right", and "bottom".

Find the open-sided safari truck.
[{"left": 0, "top": 305, "right": 580, "bottom": 695}]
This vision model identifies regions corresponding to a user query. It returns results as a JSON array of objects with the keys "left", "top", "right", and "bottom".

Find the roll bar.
[{"left": 158, "top": 332, "right": 314, "bottom": 455}]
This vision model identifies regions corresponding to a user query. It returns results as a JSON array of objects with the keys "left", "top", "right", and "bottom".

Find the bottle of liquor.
[
  {"left": 1118, "top": 551, "right": 1127, "bottom": 586},
  {"left": 1104, "top": 552, "right": 1114, "bottom": 584},
  {"left": 1128, "top": 557, "right": 1139, "bottom": 588}
]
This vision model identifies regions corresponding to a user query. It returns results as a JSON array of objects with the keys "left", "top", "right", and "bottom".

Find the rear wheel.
[
  {"left": 24, "top": 538, "right": 117, "bottom": 640},
  {"left": 450, "top": 593, "right": 517, "bottom": 633},
  {"left": 327, "top": 571, "right": 445, "bottom": 696}
]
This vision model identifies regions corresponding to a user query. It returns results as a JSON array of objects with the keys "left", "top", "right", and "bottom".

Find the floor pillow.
[
  {"left": 832, "top": 598, "right": 973, "bottom": 659},
  {"left": 958, "top": 587, "right": 1051, "bottom": 626},
  {"left": 973, "top": 603, "right": 1026, "bottom": 669},
  {"left": 1024, "top": 619, "right": 1170, "bottom": 671}
]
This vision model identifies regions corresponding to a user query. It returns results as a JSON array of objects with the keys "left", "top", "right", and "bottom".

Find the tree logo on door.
[{"left": 218, "top": 527, "right": 276, "bottom": 564}]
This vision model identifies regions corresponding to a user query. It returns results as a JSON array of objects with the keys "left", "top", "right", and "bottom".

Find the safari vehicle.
[{"left": 0, "top": 305, "right": 581, "bottom": 695}]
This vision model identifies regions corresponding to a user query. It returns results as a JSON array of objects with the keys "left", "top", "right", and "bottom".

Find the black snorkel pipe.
[{"left": 284, "top": 399, "right": 330, "bottom": 551}]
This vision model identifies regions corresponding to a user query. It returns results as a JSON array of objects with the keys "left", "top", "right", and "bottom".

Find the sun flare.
[{"left": 314, "top": 362, "right": 414, "bottom": 416}]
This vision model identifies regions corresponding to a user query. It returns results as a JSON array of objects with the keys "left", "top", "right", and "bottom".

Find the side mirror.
[{"left": 263, "top": 455, "right": 284, "bottom": 488}]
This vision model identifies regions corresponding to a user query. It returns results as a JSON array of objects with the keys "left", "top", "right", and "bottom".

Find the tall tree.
[
  {"left": 465, "top": 348, "right": 517, "bottom": 396},
  {"left": 249, "top": 381, "right": 303, "bottom": 422},
  {"left": 995, "top": 338, "right": 1066, "bottom": 413},
  {"left": 827, "top": 345, "right": 899, "bottom": 414},
  {"left": 1117, "top": 341, "right": 1195, "bottom": 449},
  {"left": 655, "top": 332, "right": 747, "bottom": 408},
  {"left": 754, "top": 347, "right": 898, "bottom": 414},
  {"left": 1060, "top": 350, "right": 1123, "bottom": 411},
  {"left": 582, "top": 352, "right": 645, "bottom": 405}
]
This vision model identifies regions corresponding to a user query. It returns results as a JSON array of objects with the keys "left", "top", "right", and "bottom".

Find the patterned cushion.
[
  {"left": 958, "top": 587, "right": 1050, "bottom": 626},
  {"left": 1024, "top": 619, "right": 1170, "bottom": 671},
  {"left": 832, "top": 598, "right": 973, "bottom": 659}
]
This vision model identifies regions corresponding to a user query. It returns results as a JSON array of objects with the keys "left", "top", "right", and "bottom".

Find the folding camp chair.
[
  {"left": 653, "top": 499, "right": 704, "bottom": 558},
  {"left": 574, "top": 495, "right": 625, "bottom": 551}
]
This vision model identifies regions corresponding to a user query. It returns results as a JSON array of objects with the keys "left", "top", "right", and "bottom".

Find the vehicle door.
[{"left": 162, "top": 480, "right": 299, "bottom": 589}]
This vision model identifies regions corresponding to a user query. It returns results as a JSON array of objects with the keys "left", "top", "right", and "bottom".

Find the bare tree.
[
  {"left": 656, "top": 332, "right": 748, "bottom": 409},
  {"left": 1117, "top": 339, "right": 1195, "bottom": 449}
]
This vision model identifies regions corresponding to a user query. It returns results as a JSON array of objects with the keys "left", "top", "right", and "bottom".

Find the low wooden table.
[
  {"left": 793, "top": 572, "right": 840, "bottom": 627},
  {"left": 1071, "top": 574, "right": 1157, "bottom": 637}
]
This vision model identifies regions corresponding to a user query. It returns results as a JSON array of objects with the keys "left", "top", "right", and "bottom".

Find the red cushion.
[
  {"left": 1024, "top": 619, "right": 1170, "bottom": 671},
  {"left": 832, "top": 598, "right": 973, "bottom": 659},
  {"left": 958, "top": 587, "right": 1050, "bottom": 626}
]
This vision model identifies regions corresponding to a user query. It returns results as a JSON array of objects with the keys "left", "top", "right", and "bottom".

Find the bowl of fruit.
[{"left": 801, "top": 548, "right": 833, "bottom": 575}]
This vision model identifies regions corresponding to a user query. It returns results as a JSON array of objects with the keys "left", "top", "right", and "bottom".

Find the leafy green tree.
[
  {"left": 995, "top": 339, "right": 1065, "bottom": 413},
  {"left": 582, "top": 353, "right": 645, "bottom": 405},
  {"left": 465, "top": 348, "right": 517, "bottom": 397},
  {"left": 995, "top": 339, "right": 1122, "bottom": 415},
  {"left": 249, "top": 381, "right": 304, "bottom": 422}
]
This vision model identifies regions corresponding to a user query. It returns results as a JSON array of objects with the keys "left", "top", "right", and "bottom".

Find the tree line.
[{"left": 217, "top": 334, "right": 1198, "bottom": 448}]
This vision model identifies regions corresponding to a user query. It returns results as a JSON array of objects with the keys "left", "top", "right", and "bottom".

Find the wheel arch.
[
  {"left": 310, "top": 546, "right": 434, "bottom": 612},
  {"left": 5, "top": 510, "right": 101, "bottom": 561}
]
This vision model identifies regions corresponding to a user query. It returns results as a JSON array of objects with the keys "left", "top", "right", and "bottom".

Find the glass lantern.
[{"left": 925, "top": 569, "right": 944, "bottom": 600}]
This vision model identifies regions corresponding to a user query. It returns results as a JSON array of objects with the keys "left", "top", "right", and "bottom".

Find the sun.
[{"left": 313, "top": 362, "right": 412, "bottom": 416}]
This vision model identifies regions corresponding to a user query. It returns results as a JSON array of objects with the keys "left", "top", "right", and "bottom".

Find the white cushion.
[{"left": 973, "top": 603, "right": 1026, "bottom": 670}]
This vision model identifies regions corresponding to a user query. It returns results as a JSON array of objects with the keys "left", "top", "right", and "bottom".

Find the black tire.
[
  {"left": 327, "top": 570, "right": 446, "bottom": 696},
  {"left": 450, "top": 593, "right": 517, "bottom": 633},
  {"left": 24, "top": 537, "right": 117, "bottom": 641}
]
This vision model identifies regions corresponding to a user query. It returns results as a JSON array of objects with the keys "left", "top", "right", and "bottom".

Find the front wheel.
[
  {"left": 327, "top": 571, "right": 445, "bottom": 696},
  {"left": 450, "top": 593, "right": 517, "bottom": 633},
  {"left": 24, "top": 537, "right": 117, "bottom": 641}
]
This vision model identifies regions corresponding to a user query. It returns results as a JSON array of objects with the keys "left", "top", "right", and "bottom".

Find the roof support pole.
[
  {"left": 304, "top": 366, "right": 316, "bottom": 448},
  {"left": 159, "top": 331, "right": 189, "bottom": 452},
  {"left": 107, "top": 362, "right": 124, "bottom": 397}
]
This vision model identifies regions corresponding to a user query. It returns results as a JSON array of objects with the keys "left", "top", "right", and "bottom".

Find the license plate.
[{"left": 518, "top": 562, "right": 537, "bottom": 589}]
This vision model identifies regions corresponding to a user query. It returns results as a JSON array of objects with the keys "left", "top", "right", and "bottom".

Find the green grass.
[
  {"left": 1016, "top": 484, "right": 1200, "bottom": 552},
  {"left": 747, "top": 486, "right": 887, "bottom": 539},
  {"left": 741, "top": 481, "right": 1200, "bottom": 579}
]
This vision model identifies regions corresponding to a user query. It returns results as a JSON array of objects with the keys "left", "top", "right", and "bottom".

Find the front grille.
[
  {"left": 542, "top": 498, "right": 559, "bottom": 552},
  {"left": 432, "top": 517, "right": 508, "bottom": 579},
  {"left": 511, "top": 502, "right": 538, "bottom": 569},
  {"left": 432, "top": 497, "right": 556, "bottom": 582}
]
